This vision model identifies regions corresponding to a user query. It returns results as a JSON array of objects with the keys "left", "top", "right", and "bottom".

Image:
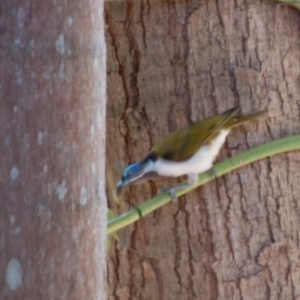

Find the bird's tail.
[{"left": 229, "top": 109, "right": 268, "bottom": 128}]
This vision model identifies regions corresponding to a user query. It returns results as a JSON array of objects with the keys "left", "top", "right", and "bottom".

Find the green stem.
[{"left": 108, "top": 135, "right": 300, "bottom": 235}]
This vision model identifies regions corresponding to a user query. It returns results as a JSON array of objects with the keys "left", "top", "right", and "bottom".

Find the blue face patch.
[
  {"left": 123, "top": 163, "right": 142, "bottom": 179},
  {"left": 122, "top": 163, "right": 142, "bottom": 180}
]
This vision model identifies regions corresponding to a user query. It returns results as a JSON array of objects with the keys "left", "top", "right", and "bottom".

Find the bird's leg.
[
  {"left": 161, "top": 173, "right": 199, "bottom": 202},
  {"left": 188, "top": 173, "right": 199, "bottom": 185}
]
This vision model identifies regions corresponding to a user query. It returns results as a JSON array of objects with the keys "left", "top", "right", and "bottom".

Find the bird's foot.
[
  {"left": 208, "top": 168, "right": 217, "bottom": 178},
  {"left": 161, "top": 187, "right": 178, "bottom": 202},
  {"left": 161, "top": 182, "right": 190, "bottom": 202}
]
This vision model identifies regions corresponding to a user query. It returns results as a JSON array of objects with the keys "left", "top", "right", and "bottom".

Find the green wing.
[{"left": 151, "top": 107, "right": 240, "bottom": 162}]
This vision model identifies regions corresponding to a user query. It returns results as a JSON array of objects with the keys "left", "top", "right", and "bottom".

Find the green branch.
[{"left": 108, "top": 135, "right": 300, "bottom": 235}]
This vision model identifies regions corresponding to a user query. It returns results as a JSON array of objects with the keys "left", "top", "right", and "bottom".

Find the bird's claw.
[
  {"left": 161, "top": 188, "right": 178, "bottom": 202},
  {"left": 208, "top": 168, "right": 217, "bottom": 178}
]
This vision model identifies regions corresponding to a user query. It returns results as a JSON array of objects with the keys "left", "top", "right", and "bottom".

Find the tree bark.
[
  {"left": 0, "top": 0, "right": 107, "bottom": 299},
  {"left": 106, "top": 0, "right": 300, "bottom": 299}
]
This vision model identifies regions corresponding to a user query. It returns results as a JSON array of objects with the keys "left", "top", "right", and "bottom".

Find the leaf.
[
  {"left": 107, "top": 208, "right": 116, "bottom": 221},
  {"left": 107, "top": 209, "right": 119, "bottom": 252}
]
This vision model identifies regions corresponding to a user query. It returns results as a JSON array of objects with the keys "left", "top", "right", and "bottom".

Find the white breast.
[{"left": 152, "top": 129, "right": 229, "bottom": 177}]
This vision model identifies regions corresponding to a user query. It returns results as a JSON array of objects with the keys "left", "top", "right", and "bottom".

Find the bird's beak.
[{"left": 116, "top": 180, "right": 125, "bottom": 194}]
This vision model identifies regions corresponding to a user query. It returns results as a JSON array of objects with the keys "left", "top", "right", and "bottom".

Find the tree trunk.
[
  {"left": 106, "top": 0, "right": 300, "bottom": 299},
  {"left": 0, "top": 0, "right": 107, "bottom": 299}
]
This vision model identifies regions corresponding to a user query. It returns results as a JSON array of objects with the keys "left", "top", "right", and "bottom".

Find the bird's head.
[{"left": 116, "top": 156, "right": 156, "bottom": 194}]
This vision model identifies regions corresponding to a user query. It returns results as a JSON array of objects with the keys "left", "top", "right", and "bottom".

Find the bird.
[{"left": 116, "top": 106, "right": 267, "bottom": 201}]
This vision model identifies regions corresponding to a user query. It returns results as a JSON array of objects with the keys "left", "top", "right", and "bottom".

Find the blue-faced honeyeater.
[{"left": 116, "top": 106, "right": 267, "bottom": 201}]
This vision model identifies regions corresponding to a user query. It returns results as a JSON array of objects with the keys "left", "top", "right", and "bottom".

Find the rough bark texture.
[
  {"left": 106, "top": 0, "right": 300, "bottom": 299},
  {"left": 0, "top": 0, "right": 107, "bottom": 299}
]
